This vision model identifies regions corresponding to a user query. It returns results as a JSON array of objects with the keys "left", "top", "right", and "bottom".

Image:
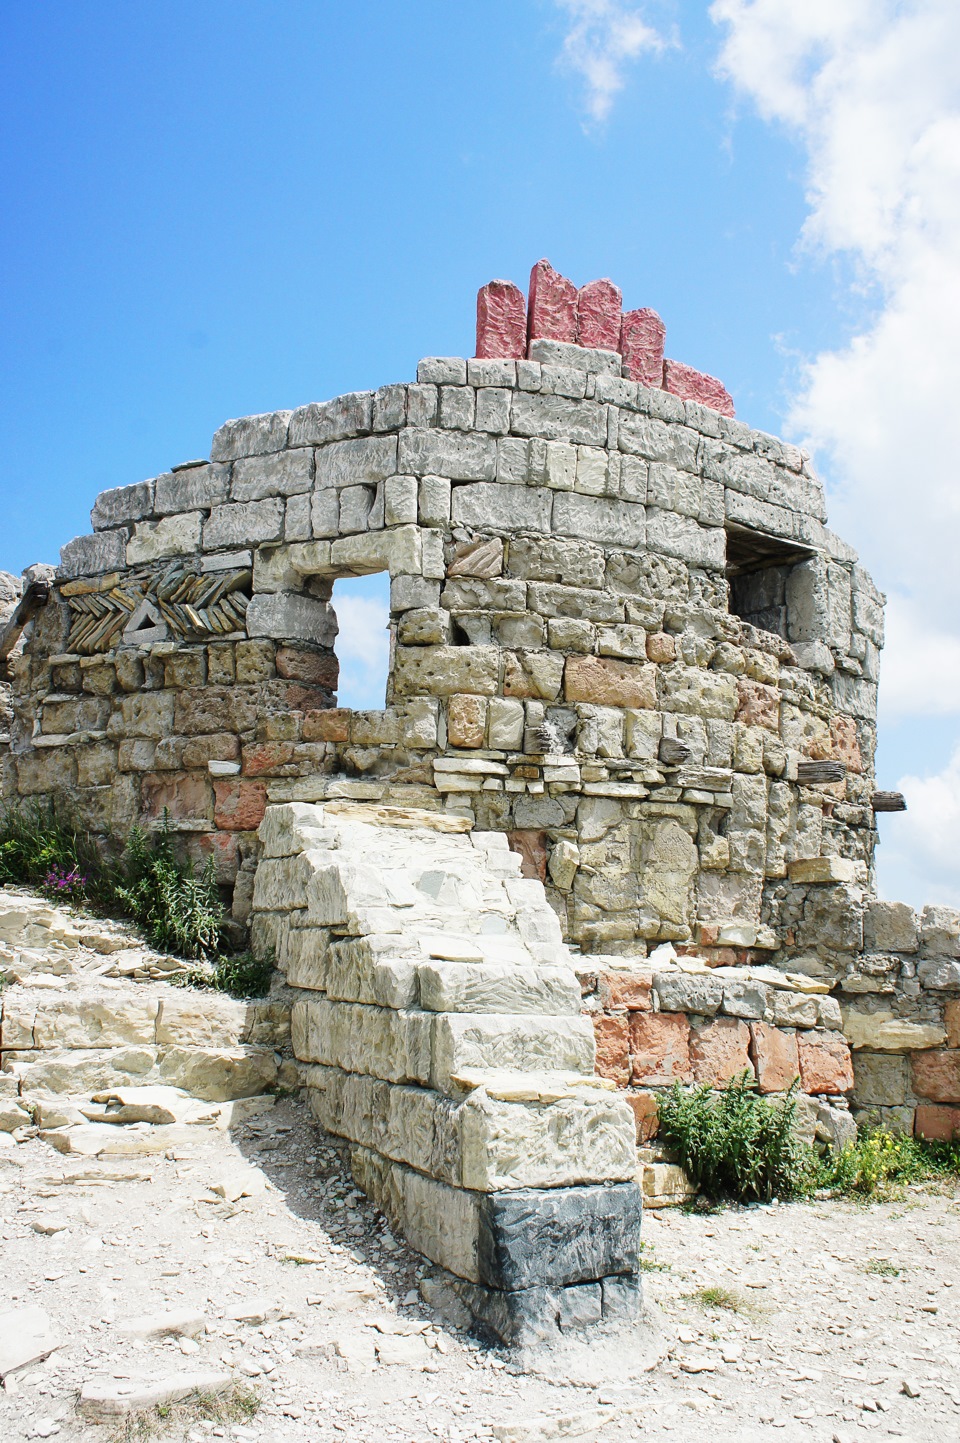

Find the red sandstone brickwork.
[
  {"left": 911, "top": 1048, "right": 960, "bottom": 1104},
  {"left": 750, "top": 1023, "right": 800, "bottom": 1093},
  {"left": 527, "top": 259, "right": 577, "bottom": 344},
  {"left": 689, "top": 1017, "right": 752, "bottom": 1086},
  {"left": 798, "top": 1030, "right": 854, "bottom": 1095},
  {"left": 594, "top": 1014, "right": 630, "bottom": 1086},
  {"left": 914, "top": 1104, "right": 960, "bottom": 1140},
  {"left": 662, "top": 358, "right": 735, "bottom": 417},
  {"left": 576, "top": 278, "right": 622, "bottom": 352},
  {"left": 630, "top": 1012, "right": 692, "bottom": 1086}
]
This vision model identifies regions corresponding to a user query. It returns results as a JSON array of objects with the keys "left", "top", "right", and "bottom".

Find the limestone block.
[
  {"left": 288, "top": 392, "right": 373, "bottom": 447},
  {"left": 127, "top": 513, "right": 202, "bottom": 564},
  {"left": 257, "top": 801, "right": 329, "bottom": 857},
  {"left": 351, "top": 1146, "right": 482, "bottom": 1283},
  {"left": 392, "top": 644, "right": 499, "bottom": 697},
  {"left": 154, "top": 993, "right": 247, "bottom": 1048},
  {"left": 59, "top": 531, "right": 128, "bottom": 578},
  {"left": 305, "top": 859, "right": 420, "bottom": 927},
  {"left": 478, "top": 1179, "right": 641, "bottom": 1291},
  {"left": 154, "top": 464, "right": 230, "bottom": 514},
  {"left": 920, "top": 905, "right": 960, "bottom": 958},
  {"left": 417, "top": 960, "right": 579, "bottom": 1016},
  {"left": 202, "top": 498, "right": 284, "bottom": 550},
  {"left": 502, "top": 649, "right": 564, "bottom": 701},
  {"left": 486, "top": 697, "right": 524, "bottom": 750},
  {"left": 660, "top": 667, "right": 737, "bottom": 720},
  {"left": 232, "top": 449, "right": 313, "bottom": 501},
  {"left": 852, "top": 1052, "right": 909, "bottom": 1106},
  {"left": 431, "top": 1014, "right": 594, "bottom": 1096},
  {"left": 548, "top": 838, "right": 579, "bottom": 890},
  {"left": 11, "top": 992, "right": 161, "bottom": 1051},
  {"left": 645, "top": 507, "right": 725, "bottom": 569},
  {"left": 157, "top": 1045, "right": 278, "bottom": 1100},
  {"left": 3, "top": 1046, "right": 159, "bottom": 1096},
  {"left": 251, "top": 853, "right": 317, "bottom": 910},
  {"left": 291, "top": 998, "right": 433, "bottom": 1084},
  {"left": 919, "top": 958, "right": 960, "bottom": 989},
  {"left": 211, "top": 411, "right": 291, "bottom": 460},
  {"left": 245, "top": 591, "right": 336, "bottom": 646},
  {"left": 771, "top": 991, "right": 819, "bottom": 1028},
  {"left": 653, "top": 970, "right": 723, "bottom": 1017},
  {"left": 451, "top": 482, "right": 552, "bottom": 533},
  {"left": 325, "top": 949, "right": 419, "bottom": 1010},
  {"left": 510, "top": 392, "right": 606, "bottom": 447},
  {"left": 551, "top": 493, "right": 645, "bottom": 547},
  {"left": 788, "top": 857, "right": 856, "bottom": 884},
  {"left": 841, "top": 1008, "right": 946, "bottom": 1052},
  {"left": 397, "top": 429, "right": 496, "bottom": 483},
  {"left": 460, "top": 1090, "right": 636, "bottom": 1192},
  {"left": 91, "top": 480, "right": 155, "bottom": 530},
  {"left": 508, "top": 535, "right": 605, "bottom": 587}
]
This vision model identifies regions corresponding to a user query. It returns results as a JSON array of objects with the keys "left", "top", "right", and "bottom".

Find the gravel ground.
[{"left": 1, "top": 1096, "right": 958, "bottom": 1443}]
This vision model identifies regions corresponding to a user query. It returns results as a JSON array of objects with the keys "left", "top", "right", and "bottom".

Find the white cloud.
[
  {"left": 878, "top": 746, "right": 960, "bottom": 911},
  {"left": 554, "top": 0, "right": 668, "bottom": 123},
  {"left": 710, "top": 0, "right": 960, "bottom": 902},
  {"left": 333, "top": 591, "right": 389, "bottom": 712}
]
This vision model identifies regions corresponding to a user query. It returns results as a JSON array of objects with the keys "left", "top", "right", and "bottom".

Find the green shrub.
[
  {"left": 656, "top": 1071, "right": 814, "bottom": 1203},
  {"left": 199, "top": 951, "right": 274, "bottom": 999},
  {"left": 113, "top": 823, "right": 224, "bottom": 960},
  {"left": 0, "top": 803, "right": 225, "bottom": 962},
  {"left": 819, "top": 1128, "right": 960, "bottom": 1198}
]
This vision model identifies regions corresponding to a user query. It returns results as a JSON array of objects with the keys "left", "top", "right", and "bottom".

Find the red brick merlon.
[{"left": 474, "top": 257, "right": 736, "bottom": 417}]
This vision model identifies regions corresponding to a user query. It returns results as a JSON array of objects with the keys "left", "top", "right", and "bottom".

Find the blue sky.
[{"left": 2, "top": 1, "right": 958, "bottom": 908}]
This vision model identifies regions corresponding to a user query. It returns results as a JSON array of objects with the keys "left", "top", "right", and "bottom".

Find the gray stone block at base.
[
  {"left": 477, "top": 1180, "right": 642, "bottom": 1291},
  {"left": 424, "top": 1267, "right": 643, "bottom": 1348}
]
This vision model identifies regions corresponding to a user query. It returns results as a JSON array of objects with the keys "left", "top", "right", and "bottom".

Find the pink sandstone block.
[
  {"left": 619, "top": 308, "right": 666, "bottom": 387},
  {"left": 527, "top": 259, "right": 577, "bottom": 347},
  {"left": 576, "top": 278, "right": 622, "bottom": 352},
  {"left": 662, "top": 357, "right": 735, "bottom": 417},
  {"left": 475, "top": 280, "right": 527, "bottom": 360}
]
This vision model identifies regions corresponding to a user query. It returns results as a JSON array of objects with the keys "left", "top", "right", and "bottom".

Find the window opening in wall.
[
  {"left": 725, "top": 524, "right": 812, "bottom": 642},
  {"left": 330, "top": 573, "right": 390, "bottom": 710}
]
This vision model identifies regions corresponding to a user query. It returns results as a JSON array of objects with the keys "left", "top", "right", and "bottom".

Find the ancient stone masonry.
[{"left": 3, "top": 258, "right": 958, "bottom": 1340}]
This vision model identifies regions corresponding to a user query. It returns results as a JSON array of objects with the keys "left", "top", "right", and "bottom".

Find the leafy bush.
[
  {"left": 819, "top": 1128, "right": 960, "bottom": 1198},
  {"left": 656, "top": 1071, "right": 813, "bottom": 1203},
  {"left": 113, "top": 824, "right": 224, "bottom": 959},
  {"left": 190, "top": 951, "right": 275, "bottom": 999},
  {"left": 0, "top": 802, "right": 225, "bottom": 962}
]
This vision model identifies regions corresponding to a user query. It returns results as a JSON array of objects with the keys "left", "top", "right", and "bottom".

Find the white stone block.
[
  {"left": 431, "top": 1014, "right": 594, "bottom": 1096},
  {"left": 126, "top": 513, "right": 203, "bottom": 565},
  {"left": 245, "top": 591, "right": 337, "bottom": 646},
  {"left": 417, "top": 961, "right": 580, "bottom": 1015}
]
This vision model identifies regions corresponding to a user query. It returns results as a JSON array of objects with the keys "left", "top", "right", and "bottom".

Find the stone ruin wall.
[{"left": 3, "top": 259, "right": 960, "bottom": 1165}]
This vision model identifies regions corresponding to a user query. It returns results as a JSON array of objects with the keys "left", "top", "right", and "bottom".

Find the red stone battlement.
[{"left": 476, "top": 258, "right": 735, "bottom": 417}]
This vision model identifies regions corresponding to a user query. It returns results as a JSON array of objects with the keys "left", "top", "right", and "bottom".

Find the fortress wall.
[{"left": 5, "top": 341, "right": 882, "bottom": 968}]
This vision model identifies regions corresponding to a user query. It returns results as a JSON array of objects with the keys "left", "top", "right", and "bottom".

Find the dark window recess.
[{"left": 725, "top": 524, "right": 813, "bottom": 641}]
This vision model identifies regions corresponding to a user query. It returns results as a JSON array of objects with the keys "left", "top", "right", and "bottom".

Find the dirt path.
[{"left": 1, "top": 1096, "right": 958, "bottom": 1443}]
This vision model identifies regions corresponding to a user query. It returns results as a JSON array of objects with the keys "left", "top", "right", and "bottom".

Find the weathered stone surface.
[
  {"left": 841, "top": 1009, "right": 946, "bottom": 1052},
  {"left": 788, "top": 856, "right": 856, "bottom": 884},
  {"left": 288, "top": 392, "right": 372, "bottom": 447},
  {"left": 864, "top": 900, "right": 918, "bottom": 953},
  {"left": 920, "top": 905, "right": 960, "bottom": 957},
  {"left": 477, "top": 1181, "right": 641, "bottom": 1290},
  {"left": 211, "top": 410, "right": 291, "bottom": 460},
  {"left": 750, "top": 1022, "right": 799, "bottom": 1092},
  {"left": 797, "top": 1030, "right": 854, "bottom": 1094},
  {"left": 576, "top": 279, "right": 622, "bottom": 352},
  {"left": 630, "top": 1012, "right": 691, "bottom": 1085},
  {"left": 155, "top": 464, "right": 230, "bottom": 514},
  {"left": 431, "top": 1014, "right": 595, "bottom": 1095},
  {"left": 663, "top": 359, "right": 734, "bottom": 416},
  {"left": 476, "top": 280, "right": 527, "bottom": 360},
  {"left": 127, "top": 512, "right": 203, "bottom": 564},
  {"left": 527, "top": 259, "right": 577, "bottom": 345},
  {"left": 460, "top": 1092, "right": 636, "bottom": 1191},
  {"left": 91, "top": 480, "right": 155, "bottom": 530},
  {"left": 451, "top": 482, "right": 552, "bottom": 533},
  {"left": 79, "top": 1370, "right": 233, "bottom": 1420},
  {"left": 620, "top": 308, "right": 666, "bottom": 387},
  {"left": 245, "top": 591, "right": 336, "bottom": 646},
  {"left": 59, "top": 531, "right": 128, "bottom": 577},
  {"left": 654, "top": 970, "right": 723, "bottom": 1017},
  {"left": 398, "top": 429, "right": 496, "bottom": 482},
  {"left": 689, "top": 1017, "right": 752, "bottom": 1084},
  {"left": 418, "top": 960, "right": 580, "bottom": 1016},
  {"left": 0, "top": 1305, "right": 60, "bottom": 1378},
  {"left": 911, "top": 1048, "right": 960, "bottom": 1104},
  {"left": 564, "top": 655, "right": 656, "bottom": 708}
]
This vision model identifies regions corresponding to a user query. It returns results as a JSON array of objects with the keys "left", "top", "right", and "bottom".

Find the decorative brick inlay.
[
  {"left": 576, "top": 279, "right": 622, "bottom": 352},
  {"left": 630, "top": 1011, "right": 692, "bottom": 1086},
  {"left": 797, "top": 1030, "right": 854, "bottom": 1095},
  {"left": 911, "top": 1048, "right": 960, "bottom": 1104},
  {"left": 662, "top": 358, "right": 735, "bottom": 417},
  {"left": 527, "top": 259, "right": 577, "bottom": 345},
  {"left": 619, "top": 307, "right": 665, "bottom": 387},
  {"left": 749, "top": 1022, "right": 800, "bottom": 1093},
  {"left": 689, "top": 1017, "right": 753, "bottom": 1086},
  {"left": 476, "top": 280, "right": 527, "bottom": 360}
]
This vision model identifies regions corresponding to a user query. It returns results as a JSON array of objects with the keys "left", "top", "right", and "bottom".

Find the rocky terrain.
[{"left": 1, "top": 887, "right": 959, "bottom": 1442}]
